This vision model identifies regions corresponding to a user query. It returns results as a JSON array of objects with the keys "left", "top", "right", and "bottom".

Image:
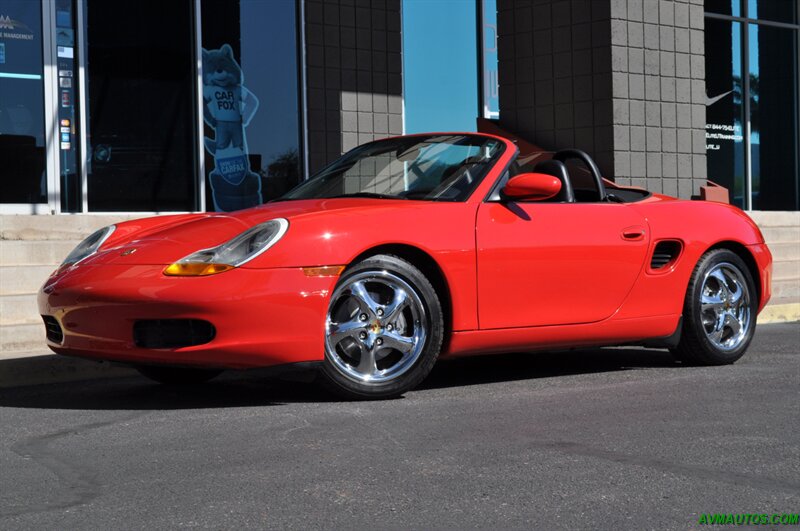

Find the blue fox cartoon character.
[{"left": 202, "top": 44, "right": 261, "bottom": 212}]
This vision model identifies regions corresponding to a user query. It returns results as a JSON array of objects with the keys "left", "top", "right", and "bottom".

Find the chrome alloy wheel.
[
  {"left": 699, "top": 262, "right": 751, "bottom": 351},
  {"left": 325, "top": 270, "right": 427, "bottom": 385}
]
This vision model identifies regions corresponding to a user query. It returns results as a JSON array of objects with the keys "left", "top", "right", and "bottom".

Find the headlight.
[
  {"left": 164, "top": 218, "right": 289, "bottom": 276},
  {"left": 61, "top": 225, "right": 116, "bottom": 267}
]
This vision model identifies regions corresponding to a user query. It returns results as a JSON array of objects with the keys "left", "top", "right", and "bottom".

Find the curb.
[
  {"left": 759, "top": 303, "right": 800, "bottom": 325},
  {"left": 0, "top": 352, "right": 134, "bottom": 389}
]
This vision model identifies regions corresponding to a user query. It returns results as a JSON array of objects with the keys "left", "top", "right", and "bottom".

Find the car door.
[{"left": 476, "top": 200, "right": 650, "bottom": 329}]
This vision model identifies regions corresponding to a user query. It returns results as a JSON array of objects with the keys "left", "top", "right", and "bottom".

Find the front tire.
[
  {"left": 135, "top": 365, "right": 223, "bottom": 385},
  {"left": 672, "top": 249, "right": 758, "bottom": 365},
  {"left": 320, "top": 254, "right": 444, "bottom": 399}
]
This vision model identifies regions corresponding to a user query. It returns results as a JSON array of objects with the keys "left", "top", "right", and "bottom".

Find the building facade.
[{"left": 0, "top": 0, "right": 798, "bottom": 214}]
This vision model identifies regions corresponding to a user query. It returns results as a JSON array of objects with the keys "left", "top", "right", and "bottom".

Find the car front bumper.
[{"left": 37, "top": 264, "right": 338, "bottom": 369}]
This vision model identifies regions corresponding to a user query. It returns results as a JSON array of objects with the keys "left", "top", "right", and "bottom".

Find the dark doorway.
[{"left": 84, "top": 0, "right": 198, "bottom": 211}]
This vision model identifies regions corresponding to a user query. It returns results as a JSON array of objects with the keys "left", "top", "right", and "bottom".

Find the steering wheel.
[{"left": 552, "top": 149, "right": 607, "bottom": 202}]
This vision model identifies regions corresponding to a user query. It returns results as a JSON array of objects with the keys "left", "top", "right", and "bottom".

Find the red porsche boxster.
[{"left": 39, "top": 133, "right": 772, "bottom": 398}]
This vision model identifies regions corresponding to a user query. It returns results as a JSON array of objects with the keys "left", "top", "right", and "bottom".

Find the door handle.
[{"left": 621, "top": 226, "right": 646, "bottom": 241}]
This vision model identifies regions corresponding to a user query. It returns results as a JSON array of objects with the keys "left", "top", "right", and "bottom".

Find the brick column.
[
  {"left": 497, "top": 0, "right": 707, "bottom": 198},
  {"left": 304, "top": 0, "right": 404, "bottom": 175},
  {"left": 609, "top": 0, "right": 707, "bottom": 197},
  {"left": 498, "top": 0, "right": 617, "bottom": 175}
]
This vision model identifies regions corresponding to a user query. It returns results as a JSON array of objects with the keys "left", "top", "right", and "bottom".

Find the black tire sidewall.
[
  {"left": 320, "top": 254, "right": 444, "bottom": 399},
  {"left": 684, "top": 249, "right": 758, "bottom": 364}
]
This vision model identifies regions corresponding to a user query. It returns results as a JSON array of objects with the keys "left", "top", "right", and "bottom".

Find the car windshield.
[{"left": 281, "top": 135, "right": 504, "bottom": 202}]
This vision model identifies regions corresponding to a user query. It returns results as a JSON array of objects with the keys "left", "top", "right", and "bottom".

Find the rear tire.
[
  {"left": 671, "top": 249, "right": 757, "bottom": 365},
  {"left": 135, "top": 365, "right": 222, "bottom": 385},
  {"left": 319, "top": 254, "right": 444, "bottom": 399}
]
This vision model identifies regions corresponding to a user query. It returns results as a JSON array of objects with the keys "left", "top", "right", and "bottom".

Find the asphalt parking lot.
[{"left": 0, "top": 322, "right": 798, "bottom": 529}]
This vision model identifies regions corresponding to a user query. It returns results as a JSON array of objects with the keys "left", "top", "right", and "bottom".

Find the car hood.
[{"left": 86, "top": 198, "right": 433, "bottom": 267}]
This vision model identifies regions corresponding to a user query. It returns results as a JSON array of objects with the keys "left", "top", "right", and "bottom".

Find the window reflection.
[
  {"left": 481, "top": 0, "right": 499, "bottom": 119},
  {"left": 0, "top": 0, "right": 47, "bottom": 205},
  {"left": 749, "top": 23, "right": 799, "bottom": 210},
  {"left": 705, "top": 11, "right": 799, "bottom": 211},
  {"left": 748, "top": 0, "right": 797, "bottom": 25},
  {"left": 705, "top": 19, "right": 746, "bottom": 207},
  {"left": 705, "top": 0, "right": 742, "bottom": 17},
  {"left": 200, "top": 0, "right": 301, "bottom": 212},
  {"left": 403, "top": 0, "right": 478, "bottom": 133}
]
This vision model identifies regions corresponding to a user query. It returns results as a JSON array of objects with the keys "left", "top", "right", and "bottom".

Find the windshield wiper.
[{"left": 328, "top": 192, "right": 408, "bottom": 200}]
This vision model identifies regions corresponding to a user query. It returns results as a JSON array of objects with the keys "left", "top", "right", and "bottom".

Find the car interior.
[{"left": 493, "top": 148, "right": 651, "bottom": 204}]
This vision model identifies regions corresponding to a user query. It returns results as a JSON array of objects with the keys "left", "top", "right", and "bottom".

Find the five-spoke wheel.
[
  {"left": 699, "top": 263, "right": 751, "bottom": 351},
  {"left": 672, "top": 249, "right": 757, "bottom": 365},
  {"left": 321, "top": 254, "right": 443, "bottom": 399}
]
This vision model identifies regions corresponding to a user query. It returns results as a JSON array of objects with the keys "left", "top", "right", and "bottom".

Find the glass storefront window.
[
  {"left": 481, "top": 0, "right": 499, "bottom": 119},
  {"left": 706, "top": 0, "right": 742, "bottom": 17},
  {"left": 748, "top": 0, "right": 797, "bottom": 25},
  {"left": 402, "top": 0, "right": 478, "bottom": 133},
  {"left": 200, "top": 0, "right": 301, "bottom": 212},
  {"left": 3, "top": 0, "right": 303, "bottom": 213},
  {"left": 0, "top": 0, "right": 46, "bottom": 205},
  {"left": 705, "top": 19, "right": 746, "bottom": 208},
  {"left": 705, "top": 6, "right": 799, "bottom": 211},
  {"left": 748, "top": 23, "right": 799, "bottom": 210}
]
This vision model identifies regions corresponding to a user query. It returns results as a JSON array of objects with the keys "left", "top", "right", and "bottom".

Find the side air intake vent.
[{"left": 651, "top": 240, "right": 682, "bottom": 270}]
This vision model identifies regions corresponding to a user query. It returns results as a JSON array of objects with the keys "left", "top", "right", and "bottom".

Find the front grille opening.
[
  {"left": 42, "top": 315, "right": 63, "bottom": 344},
  {"left": 651, "top": 240, "right": 682, "bottom": 270},
  {"left": 133, "top": 319, "right": 216, "bottom": 349}
]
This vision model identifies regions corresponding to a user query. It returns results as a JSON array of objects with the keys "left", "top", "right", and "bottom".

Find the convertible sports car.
[{"left": 38, "top": 133, "right": 772, "bottom": 398}]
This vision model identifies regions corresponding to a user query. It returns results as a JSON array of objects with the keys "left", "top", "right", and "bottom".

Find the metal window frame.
[
  {"left": 789, "top": 19, "right": 800, "bottom": 211},
  {"left": 76, "top": 0, "right": 88, "bottom": 213},
  {"left": 193, "top": 0, "right": 206, "bottom": 211},
  {"left": 298, "top": 0, "right": 309, "bottom": 180},
  {"left": 476, "top": 0, "right": 485, "bottom": 120},
  {"left": 400, "top": 0, "right": 406, "bottom": 134},
  {"left": 42, "top": 0, "right": 61, "bottom": 214},
  {"left": 705, "top": 1, "right": 800, "bottom": 211},
  {"left": 743, "top": 13, "right": 752, "bottom": 211}
]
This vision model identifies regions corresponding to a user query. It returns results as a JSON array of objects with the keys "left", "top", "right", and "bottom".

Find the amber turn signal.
[
  {"left": 163, "top": 263, "right": 234, "bottom": 276},
  {"left": 302, "top": 265, "right": 346, "bottom": 277}
]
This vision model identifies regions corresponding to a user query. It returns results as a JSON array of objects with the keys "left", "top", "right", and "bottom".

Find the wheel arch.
[
  {"left": 348, "top": 244, "right": 453, "bottom": 347},
  {"left": 704, "top": 240, "right": 762, "bottom": 306}
]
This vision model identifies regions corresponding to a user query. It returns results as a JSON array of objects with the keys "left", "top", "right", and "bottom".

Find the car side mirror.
[{"left": 501, "top": 172, "right": 562, "bottom": 201}]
